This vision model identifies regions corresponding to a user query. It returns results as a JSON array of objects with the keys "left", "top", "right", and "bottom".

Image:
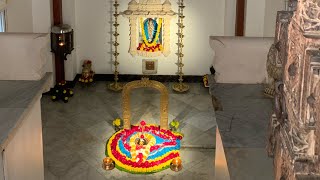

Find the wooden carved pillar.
[
  {"left": 52, "top": 0, "right": 65, "bottom": 84},
  {"left": 267, "top": 0, "right": 320, "bottom": 179}
]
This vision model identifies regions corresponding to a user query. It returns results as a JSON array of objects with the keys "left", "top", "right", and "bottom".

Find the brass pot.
[
  {"left": 170, "top": 158, "right": 182, "bottom": 172},
  {"left": 102, "top": 157, "right": 115, "bottom": 170}
]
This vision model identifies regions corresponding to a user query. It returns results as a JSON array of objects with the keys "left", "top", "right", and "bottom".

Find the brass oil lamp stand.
[
  {"left": 172, "top": 0, "right": 189, "bottom": 93},
  {"left": 108, "top": 0, "right": 123, "bottom": 91}
]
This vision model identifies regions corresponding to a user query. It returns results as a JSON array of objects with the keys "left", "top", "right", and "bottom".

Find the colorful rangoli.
[{"left": 106, "top": 121, "right": 183, "bottom": 174}]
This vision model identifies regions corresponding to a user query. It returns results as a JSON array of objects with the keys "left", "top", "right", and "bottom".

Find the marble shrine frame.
[{"left": 122, "top": 0, "right": 176, "bottom": 57}]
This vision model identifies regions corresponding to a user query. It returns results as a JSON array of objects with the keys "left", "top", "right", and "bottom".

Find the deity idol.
[
  {"left": 137, "top": 17, "right": 163, "bottom": 52},
  {"left": 147, "top": 18, "right": 156, "bottom": 42}
]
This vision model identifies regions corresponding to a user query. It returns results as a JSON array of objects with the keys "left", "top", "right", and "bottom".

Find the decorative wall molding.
[{"left": 122, "top": 0, "right": 176, "bottom": 57}]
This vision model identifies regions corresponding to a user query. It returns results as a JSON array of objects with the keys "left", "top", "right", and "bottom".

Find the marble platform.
[
  {"left": 212, "top": 83, "right": 272, "bottom": 148},
  {"left": 41, "top": 82, "right": 216, "bottom": 180},
  {"left": 209, "top": 75, "right": 274, "bottom": 180},
  {"left": 0, "top": 73, "right": 52, "bottom": 150}
]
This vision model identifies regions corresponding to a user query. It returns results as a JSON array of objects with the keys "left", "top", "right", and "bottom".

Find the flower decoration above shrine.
[
  {"left": 105, "top": 120, "right": 183, "bottom": 174},
  {"left": 122, "top": 0, "right": 176, "bottom": 57}
]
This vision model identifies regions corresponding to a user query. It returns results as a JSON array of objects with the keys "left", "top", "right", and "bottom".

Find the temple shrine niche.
[
  {"left": 122, "top": 0, "right": 176, "bottom": 57},
  {"left": 267, "top": 0, "right": 320, "bottom": 179}
]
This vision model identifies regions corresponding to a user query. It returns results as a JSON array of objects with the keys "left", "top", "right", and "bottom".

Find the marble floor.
[
  {"left": 41, "top": 82, "right": 216, "bottom": 180},
  {"left": 42, "top": 80, "right": 275, "bottom": 180}
]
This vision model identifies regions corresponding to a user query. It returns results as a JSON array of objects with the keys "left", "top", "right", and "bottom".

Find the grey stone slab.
[
  {"left": 99, "top": 168, "right": 137, "bottom": 180},
  {"left": 185, "top": 111, "right": 216, "bottom": 132},
  {"left": 209, "top": 83, "right": 272, "bottom": 148},
  {"left": 225, "top": 148, "right": 274, "bottom": 180},
  {"left": 215, "top": 111, "right": 236, "bottom": 132},
  {"left": 0, "top": 81, "right": 44, "bottom": 108},
  {"left": 187, "top": 157, "right": 215, "bottom": 180},
  {"left": 68, "top": 109, "right": 109, "bottom": 129},
  {"left": 42, "top": 126, "right": 75, "bottom": 148},
  {"left": 211, "top": 83, "right": 266, "bottom": 99},
  {"left": 45, "top": 145, "right": 83, "bottom": 177},
  {"left": 0, "top": 108, "right": 25, "bottom": 147},
  {"left": 65, "top": 129, "right": 100, "bottom": 152},
  {"left": 168, "top": 97, "right": 196, "bottom": 117},
  {"left": 59, "top": 161, "right": 106, "bottom": 180},
  {"left": 86, "top": 121, "right": 115, "bottom": 141},
  {"left": 0, "top": 73, "right": 52, "bottom": 149},
  {"left": 180, "top": 123, "right": 206, "bottom": 146},
  {"left": 188, "top": 131, "right": 216, "bottom": 148},
  {"left": 44, "top": 168, "right": 59, "bottom": 180},
  {"left": 76, "top": 140, "right": 107, "bottom": 163},
  {"left": 189, "top": 83, "right": 210, "bottom": 95},
  {"left": 189, "top": 95, "right": 213, "bottom": 111},
  {"left": 77, "top": 149, "right": 102, "bottom": 170}
]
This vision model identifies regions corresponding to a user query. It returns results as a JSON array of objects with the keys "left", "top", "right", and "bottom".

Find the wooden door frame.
[{"left": 235, "top": 0, "right": 245, "bottom": 36}]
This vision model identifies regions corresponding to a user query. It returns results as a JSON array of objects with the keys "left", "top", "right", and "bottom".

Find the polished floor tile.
[{"left": 42, "top": 82, "right": 216, "bottom": 180}]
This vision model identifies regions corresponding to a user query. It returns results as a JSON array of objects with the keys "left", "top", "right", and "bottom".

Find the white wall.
[
  {"left": 0, "top": 0, "right": 285, "bottom": 81},
  {"left": 32, "top": 0, "right": 52, "bottom": 33},
  {"left": 224, "top": 0, "right": 236, "bottom": 36},
  {"left": 0, "top": 33, "right": 51, "bottom": 80},
  {"left": 245, "top": 0, "right": 284, "bottom": 37},
  {"left": 62, "top": 0, "right": 77, "bottom": 81},
  {"left": 263, "top": 0, "right": 285, "bottom": 37},
  {"left": 6, "top": 0, "right": 51, "bottom": 33},
  {"left": 34, "top": 0, "right": 54, "bottom": 81},
  {"left": 73, "top": 0, "right": 224, "bottom": 76},
  {"left": 210, "top": 36, "right": 273, "bottom": 84},
  {"left": 245, "top": 0, "right": 266, "bottom": 37},
  {"left": 6, "top": 0, "right": 33, "bottom": 32},
  {"left": 4, "top": 0, "right": 54, "bottom": 81},
  {"left": 0, "top": 0, "right": 7, "bottom": 11}
]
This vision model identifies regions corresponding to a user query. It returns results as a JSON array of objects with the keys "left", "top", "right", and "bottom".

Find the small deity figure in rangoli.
[{"left": 128, "top": 121, "right": 156, "bottom": 163}]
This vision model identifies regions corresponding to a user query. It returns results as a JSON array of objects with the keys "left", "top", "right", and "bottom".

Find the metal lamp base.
[
  {"left": 108, "top": 82, "right": 123, "bottom": 92},
  {"left": 102, "top": 157, "right": 115, "bottom": 170},
  {"left": 102, "top": 162, "right": 115, "bottom": 170},
  {"left": 172, "top": 83, "right": 189, "bottom": 93}
]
